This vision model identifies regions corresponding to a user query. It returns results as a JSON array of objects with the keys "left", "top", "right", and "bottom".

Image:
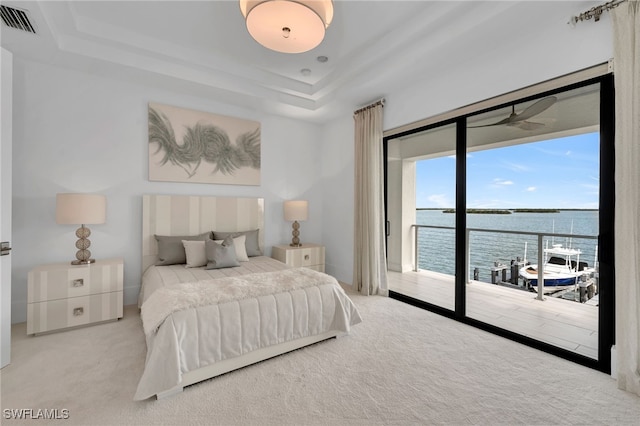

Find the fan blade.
[
  {"left": 512, "top": 121, "right": 545, "bottom": 131},
  {"left": 467, "top": 114, "right": 515, "bottom": 129},
  {"left": 468, "top": 96, "right": 556, "bottom": 129},
  {"left": 512, "top": 96, "right": 557, "bottom": 122},
  {"left": 468, "top": 117, "right": 511, "bottom": 128}
]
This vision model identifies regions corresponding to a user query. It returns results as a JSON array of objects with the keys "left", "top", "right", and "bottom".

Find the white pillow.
[
  {"left": 182, "top": 240, "right": 207, "bottom": 268},
  {"left": 214, "top": 234, "right": 249, "bottom": 262}
]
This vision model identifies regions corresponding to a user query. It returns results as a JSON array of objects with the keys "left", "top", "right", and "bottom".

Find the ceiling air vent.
[{"left": 0, "top": 5, "right": 36, "bottom": 34}]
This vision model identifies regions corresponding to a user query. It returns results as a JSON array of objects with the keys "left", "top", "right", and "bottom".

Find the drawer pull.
[
  {"left": 304, "top": 255, "right": 310, "bottom": 261},
  {"left": 73, "top": 307, "right": 84, "bottom": 316},
  {"left": 72, "top": 278, "right": 84, "bottom": 287}
]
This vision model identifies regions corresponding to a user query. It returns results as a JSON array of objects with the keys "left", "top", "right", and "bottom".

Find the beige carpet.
[{"left": 2, "top": 293, "right": 639, "bottom": 425}]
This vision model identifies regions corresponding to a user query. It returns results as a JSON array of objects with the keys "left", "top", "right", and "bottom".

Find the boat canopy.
[{"left": 543, "top": 244, "right": 581, "bottom": 257}]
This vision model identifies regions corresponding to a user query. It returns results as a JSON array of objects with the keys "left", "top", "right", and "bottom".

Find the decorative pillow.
[
  {"left": 155, "top": 232, "right": 211, "bottom": 265},
  {"left": 182, "top": 240, "right": 207, "bottom": 268},
  {"left": 205, "top": 237, "right": 240, "bottom": 269},
  {"left": 212, "top": 229, "right": 262, "bottom": 257},
  {"left": 214, "top": 234, "right": 248, "bottom": 262}
]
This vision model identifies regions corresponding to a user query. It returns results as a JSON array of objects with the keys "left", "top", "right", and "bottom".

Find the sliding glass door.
[{"left": 385, "top": 74, "right": 614, "bottom": 372}]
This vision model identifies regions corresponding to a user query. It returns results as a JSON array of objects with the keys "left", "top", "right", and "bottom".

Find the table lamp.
[
  {"left": 284, "top": 200, "right": 308, "bottom": 247},
  {"left": 56, "top": 193, "right": 106, "bottom": 265}
]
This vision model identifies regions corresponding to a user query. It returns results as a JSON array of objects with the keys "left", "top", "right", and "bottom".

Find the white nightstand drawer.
[
  {"left": 28, "top": 259, "right": 123, "bottom": 303},
  {"left": 27, "top": 258, "right": 124, "bottom": 335},
  {"left": 293, "top": 247, "right": 321, "bottom": 267},
  {"left": 27, "top": 291, "right": 123, "bottom": 335},
  {"left": 272, "top": 244, "right": 325, "bottom": 272}
]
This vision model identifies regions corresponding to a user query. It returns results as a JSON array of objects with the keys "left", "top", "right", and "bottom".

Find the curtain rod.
[
  {"left": 569, "top": 0, "right": 627, "bottom": 24},
  {"left": 354, "top": 98, "right": 385, "bottom": 115}
]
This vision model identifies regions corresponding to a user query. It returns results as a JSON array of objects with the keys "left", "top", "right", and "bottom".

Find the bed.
[{"left": 134, "top": 195, "right": 362, "bottom": 400}]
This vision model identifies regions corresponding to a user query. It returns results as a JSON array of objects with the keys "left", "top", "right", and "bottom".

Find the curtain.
[
  {"left": 612, "top": 0, "right": 640, "bottom": 397},
  {"left": 353, "top": 103, "right": 388, "bottom": 296}
]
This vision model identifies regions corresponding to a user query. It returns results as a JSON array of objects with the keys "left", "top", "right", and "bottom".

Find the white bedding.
[
  {"left": 135, "top": 259, "right": 362, "bottom": 400},
  {"left": 138, "top": 256, "right": 290, "bottom": 306}
]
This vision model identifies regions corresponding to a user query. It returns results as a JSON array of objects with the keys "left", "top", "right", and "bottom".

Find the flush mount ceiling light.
[{"left": 239, "top": 0, "right": 333, "bottom": 54}]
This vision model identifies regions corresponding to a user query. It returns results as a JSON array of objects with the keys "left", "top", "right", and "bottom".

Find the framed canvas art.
[{"left": 148, "top": 102, "right": 261, "bottom": 185}]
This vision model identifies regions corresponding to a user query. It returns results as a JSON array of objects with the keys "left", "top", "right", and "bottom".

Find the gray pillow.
[
  {"left": 212, "top": 229, "right": 262, "bottom": 257},
  {"left": 205, "top": 237, "right": 240, "bottom": 269},
  {"left": 155, "top": 232, "right": 211, "bottom": 265}
]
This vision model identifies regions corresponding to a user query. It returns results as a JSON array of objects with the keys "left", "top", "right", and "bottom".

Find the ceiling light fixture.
[{"left": 239, "top": 0, "right": 333, "bottom": 54}]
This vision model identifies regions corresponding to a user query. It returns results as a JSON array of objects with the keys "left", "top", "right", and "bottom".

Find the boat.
[{"left": 519, "top": 244, "right": 595, "bottom": 293}]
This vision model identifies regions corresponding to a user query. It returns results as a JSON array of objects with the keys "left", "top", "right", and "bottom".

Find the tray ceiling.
[{"left": 1, "top": 1, "right": 600, "bottom": 123}]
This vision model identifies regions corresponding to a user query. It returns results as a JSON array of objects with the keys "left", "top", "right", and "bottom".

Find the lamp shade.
[
  {"left": 56, "top": 193, "right": 106, "bottom": 225},
  {"left": 239, "top": 0, "right": 333, "bottom": 53},
  {"left": 284, "top": 200, "right": 308, "bottom": 221}
]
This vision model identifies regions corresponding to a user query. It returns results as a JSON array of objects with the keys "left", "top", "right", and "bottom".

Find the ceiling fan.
[{"left": 469, "top": 96, "right": 557, "bottom": 130}]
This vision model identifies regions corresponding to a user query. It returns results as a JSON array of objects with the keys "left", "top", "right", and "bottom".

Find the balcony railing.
[{"left": 411, "top": 224, "right": 598, "bottom": 301}]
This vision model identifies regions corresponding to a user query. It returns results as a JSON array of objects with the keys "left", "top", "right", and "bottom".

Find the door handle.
[{"left": 0, "top": 242, "right": 10, "bottom": 256}]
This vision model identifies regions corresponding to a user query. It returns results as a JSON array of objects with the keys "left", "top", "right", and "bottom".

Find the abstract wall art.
[{"left": 148, "top": 102, "right": 261, "bottom": 185}]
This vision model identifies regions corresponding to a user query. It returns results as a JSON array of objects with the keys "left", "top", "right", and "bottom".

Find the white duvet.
[
  {"left": 138, "top": 256, "right": 290, "bottom": 307},
  {"left": 135, "top": 264, "right": 362, "bottom": 400}
]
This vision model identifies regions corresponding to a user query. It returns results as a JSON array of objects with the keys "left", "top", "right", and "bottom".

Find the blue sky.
[{"left": 416, "top": 132, "right": 600, "bottom": 209}]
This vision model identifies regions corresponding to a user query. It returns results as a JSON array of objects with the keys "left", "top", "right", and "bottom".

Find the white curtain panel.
[
  {"left": 612, "top": 0, "right": 640, "bottom": 397},
  {"left": 353, "top": 104, "right": 388, "bottom": 296}
]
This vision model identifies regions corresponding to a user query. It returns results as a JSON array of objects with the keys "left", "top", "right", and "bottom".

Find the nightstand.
[
  {"left": 272, "top": 243, "right": 325, "bottom": 272},
  {"left": 27, "top": 258, "right": 124, "bottom": 335}
]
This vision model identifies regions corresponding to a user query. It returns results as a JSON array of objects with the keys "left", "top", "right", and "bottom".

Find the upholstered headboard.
[{"left": 142, "top": 194, "right": 265, "bottom": 272}]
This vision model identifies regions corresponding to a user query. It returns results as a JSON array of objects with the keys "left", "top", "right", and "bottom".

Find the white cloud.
[
  {"left": 581, "top": 183, "right": 599, "bottom": 191},
  {"left": 535, "top": 147, "right": 572, "bottom": 157},
  {"left": 526, "top": 186, "right": 536, "bottom": 192},
  {"left": 581, "top": 183, "right": 599, "bottom": 195},
  {"left": 427, "top": 194, "right": 452, "bottom": 208},
  {"left": 493, "top": 178, "right": 513, "bottom": 185},
  {"left": 503, "top": 161, "right": 530, "bottom": 172}
]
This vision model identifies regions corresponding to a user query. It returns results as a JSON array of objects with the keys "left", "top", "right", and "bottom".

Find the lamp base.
[
  {"left": 290, "top": 221, "right": 302, "bottom": 247},
  {"left": 72, "top": 225, "right": 95, "bottom": 265},
  {"left": 71, "top": 259, "right": 95, "bottom": 265}
]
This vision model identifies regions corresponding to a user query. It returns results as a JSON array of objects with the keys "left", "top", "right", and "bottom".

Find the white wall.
[
  {"left": 11, "top": 58, "right": 323, "bottom": 323},
  {"left": 319, "top": 115, "right": 354, "bottom": 284},
  {"left": 383, "top": 11, "right": 613, "bottom": 132},
  {"left": 320, "top": 12, "right": 614, "bottom": 289}
]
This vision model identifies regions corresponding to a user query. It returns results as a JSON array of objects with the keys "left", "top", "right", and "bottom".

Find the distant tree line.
[
  {"left": 418, "top": 208, "right": 600, "bottom": 213},
  {"left": 433, "top": 208, "right": 563, "bottom": 214}
]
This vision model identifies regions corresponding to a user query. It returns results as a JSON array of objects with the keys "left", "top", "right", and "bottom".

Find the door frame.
[{"left": 1, "top": 47, "right": 13, "bottom": 368}]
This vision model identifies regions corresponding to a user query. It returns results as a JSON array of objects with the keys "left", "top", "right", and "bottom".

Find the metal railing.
[{"left": 411, "top": 224, "right": 598, "bottom": 301}]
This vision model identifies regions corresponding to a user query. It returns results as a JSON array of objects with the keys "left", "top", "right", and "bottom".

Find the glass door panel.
[
  {"left": 465, "top": 83, "right": 601, "bottom": 359},
  {"left": 386, "top": 123, "right": 456, "bottom": 311}
]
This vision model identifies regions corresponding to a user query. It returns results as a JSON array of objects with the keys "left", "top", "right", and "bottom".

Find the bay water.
[{"left": 416, "top": 209, "right": 599, "bottom": 283}]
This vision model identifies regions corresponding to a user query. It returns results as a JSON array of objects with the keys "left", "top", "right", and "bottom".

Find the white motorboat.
[{"left": 519, "top": 244, "right": 595, "bottom": 293}]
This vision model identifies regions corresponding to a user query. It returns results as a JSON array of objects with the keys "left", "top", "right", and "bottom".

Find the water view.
[{"left": 416, "top": 209, "right": 599, "bottom": 283}]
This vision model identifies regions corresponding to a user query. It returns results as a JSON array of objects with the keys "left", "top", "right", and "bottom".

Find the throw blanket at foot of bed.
[{"left": 135, "top": 268, "right": 362, "bottom": 400}]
